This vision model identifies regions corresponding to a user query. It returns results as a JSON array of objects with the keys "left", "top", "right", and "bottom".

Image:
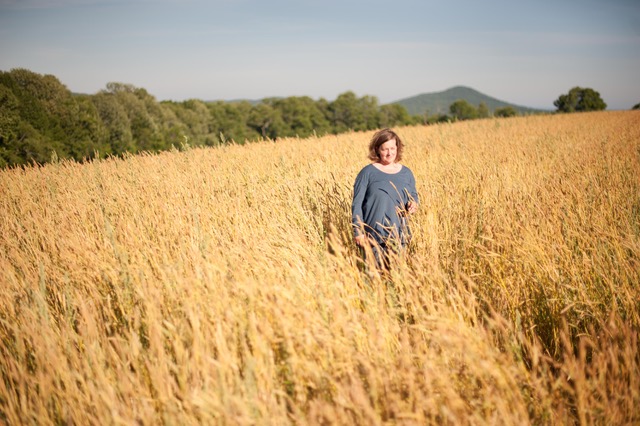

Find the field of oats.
[{"left": 1, "top": 111, "right": 639, "bottom": 424}]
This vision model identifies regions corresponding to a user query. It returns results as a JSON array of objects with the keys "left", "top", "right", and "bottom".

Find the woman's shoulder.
[
  {"left": 400, "top": 165, "right": 415, "bottom": 174},
  {"left": 396, "top": 165, "right": 416, "bottom": 181},
  {"left": 357, "top": 163, "right": 376, "bottom": 174},
  {"left": 354, "top": 164, "right": 375, "bottom": 182}
]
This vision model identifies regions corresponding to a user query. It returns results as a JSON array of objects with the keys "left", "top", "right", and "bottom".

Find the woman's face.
[{"left": 377, "top": 139, "right": 397, "bottom": 165}]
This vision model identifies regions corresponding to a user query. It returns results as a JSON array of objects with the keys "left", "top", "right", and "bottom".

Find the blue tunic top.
[{"left": 351, "top": 164, "right": 418, "bottom": 247}]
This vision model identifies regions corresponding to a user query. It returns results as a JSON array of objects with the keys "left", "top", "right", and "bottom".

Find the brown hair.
[{"left": 368, "top": 128, "right": 404, "bottom": 162}]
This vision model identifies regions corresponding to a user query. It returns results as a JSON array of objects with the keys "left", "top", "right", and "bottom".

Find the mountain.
[
  {"left": 390, "top": 86, "right": 549, "bottom": 116},
  {"left": 222, "top": 98, "right": 267, "bottom": 105}
]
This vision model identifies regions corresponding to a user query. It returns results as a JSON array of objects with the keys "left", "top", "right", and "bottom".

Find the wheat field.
[{"left": 1, "top": 111, "right": 639, "bottom": 425}]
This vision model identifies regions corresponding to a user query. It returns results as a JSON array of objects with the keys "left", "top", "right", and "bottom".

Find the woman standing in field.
[{"left": 352, "top": 128, "right": 418, "bottom": 270}]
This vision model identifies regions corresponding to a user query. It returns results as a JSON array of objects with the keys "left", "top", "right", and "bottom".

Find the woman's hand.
[
  {"left": 354, "top": 235, "right": 368, "bottom": 248},
  {"left": 406, "top": 201, "right": 418, "bottom": 215}
]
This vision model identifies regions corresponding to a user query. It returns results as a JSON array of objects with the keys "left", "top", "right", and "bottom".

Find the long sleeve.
[
  {"left": 351, "top": 167, "right": 369, "bottom": 237},
  {"left": 407, "top": 169, "right": 419, "bottom": 204}
]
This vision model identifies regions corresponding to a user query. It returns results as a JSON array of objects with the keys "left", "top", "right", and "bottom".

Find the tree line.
[
  {"left": 0, "top": 68, "right": 614, "bottom": 168},
  {"left": 1, "top": 69, "right": 422, "bottom": 168}
]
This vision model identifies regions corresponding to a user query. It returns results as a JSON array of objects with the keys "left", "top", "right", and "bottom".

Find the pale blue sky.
[{"left": 1, "top": 0, "right": 639, "bottom": 109}]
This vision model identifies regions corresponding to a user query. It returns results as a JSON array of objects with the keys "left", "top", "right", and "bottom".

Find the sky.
[{"left": 1, "top": 0, "right": 639, "bottom": 110}]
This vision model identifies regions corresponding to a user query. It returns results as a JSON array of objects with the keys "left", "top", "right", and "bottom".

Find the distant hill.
[
  {"left": 221, "top": 99, "right": 265, "bottom": 105},
  {"left": 390, "top": 86, "right": 549, "bottom": 116}
]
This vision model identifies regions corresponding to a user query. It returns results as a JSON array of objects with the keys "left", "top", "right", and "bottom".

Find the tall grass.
[{"left": 1, "top": 111, "right": 639, "bottom": 424}]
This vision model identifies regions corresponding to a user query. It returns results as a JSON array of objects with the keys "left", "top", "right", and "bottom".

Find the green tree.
[
  {"left": 248, "top": 103, "right": 283, "bottom": 140},
  {"left": 494, "top": 106, "right": 517, "bottom": 117},
  {"left": 155, "top": 102, "right": 188, "bottom": 150},
  {"left": 632, "top": 103, "right": 640, "bottom": 110},
  {"left": 327, "top": 91, "right": 384, "bottom": 133},
  {"left": 428, "top": 113, "right": 451, "bottom": 124},
  {"left": 208, "top": 101, "right": 255, "bottom": 144},
  {"left": 0, "top": 84, "right": 23, "bottom": 167},
  {"left": 477, "top": 102, "right": 490, "bottom": 118},
  {"left": 102, "top": 83, "right": 166, "bottom": 152},
  {"left": 0, "top": 68, "right": 76, "bottom": 163},
  {"left": 553, "top": 87, "right": 606, "bottom": 112},
  {"left": 329, "top": 91, "right": 362, "bottom": 133},
  {"left": 20, "top": 124, "right": 52, "bottom": 164},
  {"left": 1, "top": 69, "right": 55, "bottom": 132},
  {"left": 268, "top": 96, "right": 330, "bottom": 138},
  {"left": 0, "top": 85, "right": 19, "bottom": 142},
  {"left": 163, "top": 99, "right": 212, "bottom": 146},
  {"left": 67, "top": 95, "right": 108, "bottom": 160},
  {"left": 379, "top": 104, "right": 412, "bottom": 128},
  {"left": 358, "top": 95, "right": 381, "bottom": 131},
  {"left": 91, "top": 92, "right": 135, "bottom": 155},
  {"left": 449, "top": 99, "right": 478, "bottom": 121}
]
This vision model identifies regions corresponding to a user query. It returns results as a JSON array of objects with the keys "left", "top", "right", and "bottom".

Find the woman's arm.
[
  {"left": 407, "top": 169, "right": 419, "bottom": 214},
  {"left": 351, "top": 167, "right": 369, "bottom": 244}
]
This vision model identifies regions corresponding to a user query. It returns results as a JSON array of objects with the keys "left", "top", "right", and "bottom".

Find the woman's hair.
[{"left": 368, "top": 128, "right": 404, "bottom": 162}]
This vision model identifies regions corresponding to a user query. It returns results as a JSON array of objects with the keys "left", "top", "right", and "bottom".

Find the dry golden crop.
[{"left": 1, "top": 111, "right": 639, "bottom": 424}]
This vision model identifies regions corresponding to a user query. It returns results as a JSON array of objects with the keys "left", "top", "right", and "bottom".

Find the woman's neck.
[{"left": 373, "top": 162, "right": 402, "bottom": 173}]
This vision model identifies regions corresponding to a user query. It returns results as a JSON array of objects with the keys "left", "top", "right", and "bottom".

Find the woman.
[{"left": 352, "top": 128, "right": 419, "bottom": 270}]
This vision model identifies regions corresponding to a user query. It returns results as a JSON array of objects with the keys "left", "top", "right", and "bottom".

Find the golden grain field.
[{"left": 1, "top": 111, "right": 639, "bottom": 425}]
